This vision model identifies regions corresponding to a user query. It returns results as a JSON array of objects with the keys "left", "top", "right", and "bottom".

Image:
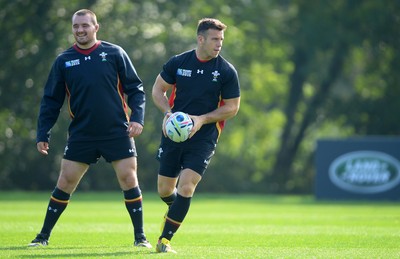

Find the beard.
[{"left": 74, "top": 34, "right": 92, "bottom": 46}]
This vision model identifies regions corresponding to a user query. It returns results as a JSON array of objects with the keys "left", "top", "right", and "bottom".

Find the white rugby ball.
[{"left": 165, "top": 112, "right": 193, "bottom": 142}]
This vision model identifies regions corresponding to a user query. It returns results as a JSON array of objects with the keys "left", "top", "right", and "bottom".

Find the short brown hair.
[
  {"left": 197, "top": 18, "right": 227, "bottom": 35},
  {"left": 72, "top": 9, "right": 98, "bottom": 25}
]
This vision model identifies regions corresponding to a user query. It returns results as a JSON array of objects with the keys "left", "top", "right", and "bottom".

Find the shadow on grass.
[
  {"left": 19, "top": 252, "right": 151, "bottom": 258},
  {"left": 2, "top": 246, "right": 157, "bottom": 258}
]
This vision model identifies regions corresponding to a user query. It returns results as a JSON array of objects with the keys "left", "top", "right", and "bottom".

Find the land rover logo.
[{"left": 329, "top": 151, "right": 400, "bottom": 194}]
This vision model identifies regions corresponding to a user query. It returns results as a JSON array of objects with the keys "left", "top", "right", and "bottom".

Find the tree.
[
  {"left": 1, "top": 0, "right": 399, "bottom": 193},
  {"left": 270, "top": 0, "right": 400, "bottom": 192}
]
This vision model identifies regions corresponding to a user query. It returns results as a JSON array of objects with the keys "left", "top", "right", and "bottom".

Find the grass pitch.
[{"left": 0, "top": 191, "right": 399, "bottom": 258}]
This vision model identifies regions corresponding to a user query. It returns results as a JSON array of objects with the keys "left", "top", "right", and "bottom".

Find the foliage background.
[{"left": 0, "top": 0, "right": 399, "bottom": 193}]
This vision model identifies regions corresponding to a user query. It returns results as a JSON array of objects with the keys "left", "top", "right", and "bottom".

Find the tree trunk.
[{"left": 271, "top": 43, "right": 347, "bottom": 192}]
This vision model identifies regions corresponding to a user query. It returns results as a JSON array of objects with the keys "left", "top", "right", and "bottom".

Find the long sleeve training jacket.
[{"left": 37, "top": 41, "right": 145, "bottom": 143}]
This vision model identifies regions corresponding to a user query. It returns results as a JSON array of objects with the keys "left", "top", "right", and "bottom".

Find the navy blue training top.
[
  {"left": 161, "top": 49, "right": 240, "bottom": 143},
  {"left": 37, "top": 41, "right": 145, "bottom": 143}
]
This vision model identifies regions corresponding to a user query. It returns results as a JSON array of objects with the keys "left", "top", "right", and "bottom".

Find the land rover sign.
[{"left": 329, "top": 151, "right": 400, "bottom": 194}]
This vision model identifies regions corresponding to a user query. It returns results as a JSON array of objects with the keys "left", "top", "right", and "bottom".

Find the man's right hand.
[{"left": 37, "top": 142, "right": 49, "bottom": 155}]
